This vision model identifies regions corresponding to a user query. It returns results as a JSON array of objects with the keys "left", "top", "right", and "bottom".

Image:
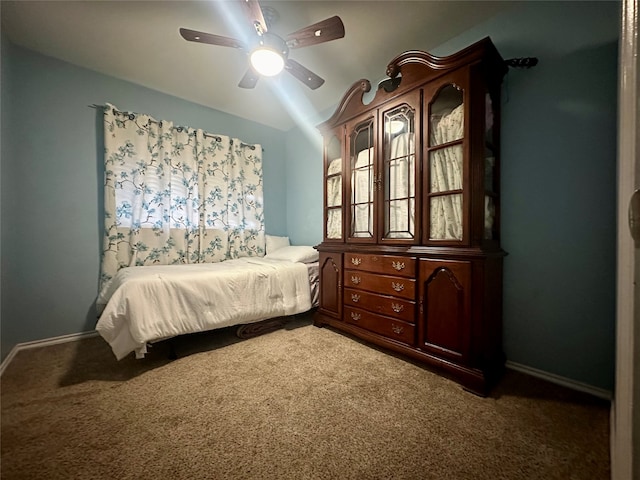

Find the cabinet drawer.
[
  {"left": 344, "top": 288, "right": 415, "bottom": 322},
  {"left": 345, "top": 253, "right": 415, "bottom": 277},
  {"left": 344, "top": 270, "right": 415, "bottom": 300},
  {"left": 344, "top": 306, "right": 415, "bottom": 346}
]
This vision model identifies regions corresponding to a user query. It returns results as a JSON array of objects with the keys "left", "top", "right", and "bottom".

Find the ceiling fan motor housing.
[{"left": 255, "top": 32, "right": 289, "bottom": 59}]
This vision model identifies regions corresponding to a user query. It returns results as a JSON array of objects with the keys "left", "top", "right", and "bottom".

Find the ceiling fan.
[{"left": 179, "top": 0, "right": 345, "bottom": 90}]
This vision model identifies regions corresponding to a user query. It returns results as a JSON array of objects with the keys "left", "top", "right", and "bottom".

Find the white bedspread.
[{"left": 96, "top": 258, "right": 312, "bottom": 360}]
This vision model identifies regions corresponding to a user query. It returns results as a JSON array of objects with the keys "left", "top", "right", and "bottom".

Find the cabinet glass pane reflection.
[
  {"left": 351, "top": 120, "right": 374, "bottom": 238},
  {"left": 429, "top": 84, "right": 464, "bottom": 241},
  {"left": 326, "top": 135, "right": 342, "bottom": 239},
  {"left": 484, "top": 92, "right": 496, "bottom": 240},
  {"left": 384, "top": 104, "right": 415, "bottom": 240},
  {"left": 429, "top": 85, "right": 464, "bottom": 147}
]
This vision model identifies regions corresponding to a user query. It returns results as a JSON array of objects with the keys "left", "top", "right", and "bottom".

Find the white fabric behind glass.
[
  {"left": 327, "top": 209, "right": 342, "bottom": 239},
  {"left": 430, "top": 195, "right": 462, "bottom": 240},
  {"left": 387, "top": 133, "right": 415, "bottom": 238},
  {"left": 429, "top": 104, "right": 464, "bottom": 240},
  {"left": 430, "top": 103, "right": 464, "bottom": 146},
  {"left": 326, "top": 157, "right": 342, "bottom": 238},
  {"left": 326, "top": 177, "right": 342, "bottom": 208},
  {"left": 484, "top": 196, "right": 495, "bottom": 239},
  {"left": 326, "top": 157, "right": 342, "bottom": 208},
  {"left": 352, "top": 148, "right": 373, "bottom": 203},
  {"left": 327, "top": 157, "right": 342, "bottom": 175},
  {"left": 352, "top": 148, "right": 374, "bottom": 237},
  {"left": 484, "top": 156, "right": 495, "bottom": 239}
]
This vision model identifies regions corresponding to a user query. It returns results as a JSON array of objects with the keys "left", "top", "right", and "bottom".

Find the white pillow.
[
  {"left": 265, "top": 245, "right": 319, "bottom": 263},
  {"left": 265, "top": 235, "right": 290, "bottom": 254}
]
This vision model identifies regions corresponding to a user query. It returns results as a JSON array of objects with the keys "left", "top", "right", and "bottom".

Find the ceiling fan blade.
[
  {"left": 180, "top": 28, "right": 245, "bottom": 49},
  {"left": 285, "top": 59, "right": 325, "bottom": 90},
  {"left": 286, "top": 16, "right": 345, "bottom": 49},
  {"left": 238, "top": 67, "right": 260, "bottom": 89},
  {"left": 239, "top": 0, "right": 268, "bottom": 35}
]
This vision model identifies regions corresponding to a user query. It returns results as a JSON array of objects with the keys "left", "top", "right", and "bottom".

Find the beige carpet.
[{"left": 1, "top": 314, "right": 610, "bottom": 479}]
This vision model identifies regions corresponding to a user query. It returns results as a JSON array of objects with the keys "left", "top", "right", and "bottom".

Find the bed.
[{"left": 96, "top": 244, "right": 319, "bottom": 360}]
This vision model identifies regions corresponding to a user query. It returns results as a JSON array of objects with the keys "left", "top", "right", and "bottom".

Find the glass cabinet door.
[
  {"left": 484, "top": 91, "right": 497, "bottom": 240},
  {"left": 382, "top": 102, "right": 416, "bottom": 240},
  {"left": 427, "top": 84, "right": 464, "bottom": 241},
  {"left": 325, "top": 134, "right": 343, "bottom": 240},
  {"left": 349, "top": 118, "right": 375, "bottom": 240}
]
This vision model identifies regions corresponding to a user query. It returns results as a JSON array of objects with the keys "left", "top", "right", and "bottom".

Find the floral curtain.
[{"left": 99, "top": 104, "right": 264, "bottom": 294}]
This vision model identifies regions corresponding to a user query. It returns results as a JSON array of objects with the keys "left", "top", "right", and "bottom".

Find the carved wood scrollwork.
[
  {"left": 426, "top": 267, "right": 463, "bottom": 291},
  {"left": 324, "top": 257, "right": 340, "bottom": 273}
]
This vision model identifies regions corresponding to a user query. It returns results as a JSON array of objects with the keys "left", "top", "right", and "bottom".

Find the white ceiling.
[{"left": 1, "top": 0, "right": 515, "bottom": 131}]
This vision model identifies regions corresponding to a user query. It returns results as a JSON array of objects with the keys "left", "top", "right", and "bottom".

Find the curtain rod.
[{"left": 88, "top": 104, "right": 263, "bottom": 151}]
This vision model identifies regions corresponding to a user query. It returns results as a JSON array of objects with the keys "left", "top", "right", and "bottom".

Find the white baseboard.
[
  {"left": 506, "top": 361, "right": 613, "bottom": 401},
  {"left": 0, "top": 330, "right": 99, "bottom": 377}
]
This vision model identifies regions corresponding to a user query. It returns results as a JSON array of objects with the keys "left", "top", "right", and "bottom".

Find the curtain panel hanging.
[{"left": 99, "top": 104, "right": 265, "bottom": 295}]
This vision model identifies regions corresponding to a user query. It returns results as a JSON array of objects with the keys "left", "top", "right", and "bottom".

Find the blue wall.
[
  {"left": 284, "top": 1, "right": 619, "bottom": 391},
  {"left": 283, "top": 109, "right": 325, "bottom": 247},
  {"left": 0, "top": 42, "right": 288, "bottom": 359}
]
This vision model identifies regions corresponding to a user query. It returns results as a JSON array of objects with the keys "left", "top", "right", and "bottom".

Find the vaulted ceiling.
[{"left": 1, "top": 1, "right": 516, "bottom": 131}]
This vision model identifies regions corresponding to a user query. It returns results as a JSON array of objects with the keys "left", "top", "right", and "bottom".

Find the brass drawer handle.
[
  {"left": 351, "top": 275, "right": 361, "bottom": 285},
  {"left": 391, "top": 282, "right": 405, "bottom": 292},
  {"left": 391, "top": 324, "right": 404, "bottom": 335},
  {"left": 391, "top": 303, "right": 404, "bottom": 313},
  {"left": 392, "top": 261, "right": 405, "bottom": 271},
  {"left": 351, "top": 293, "right": 361, "bottom": 303},
  {"left": 350, "top": 312, "right": 361, "bottom": 322},
  {"left": 351, "top": 257, "right": 362, "bottom": 266}
]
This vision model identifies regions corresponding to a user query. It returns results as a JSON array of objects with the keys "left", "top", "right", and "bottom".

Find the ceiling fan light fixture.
[
  {"left": 250, "top": 32, "right": 288, "bottom": 77},
  {"left": 250, "top": 47, "right": 285, "bottom": 76}
]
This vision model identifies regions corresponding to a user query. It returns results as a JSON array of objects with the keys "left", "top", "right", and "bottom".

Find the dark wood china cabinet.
[{"left": 315, "top": 37, "right": 508, "bottom": 395}]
